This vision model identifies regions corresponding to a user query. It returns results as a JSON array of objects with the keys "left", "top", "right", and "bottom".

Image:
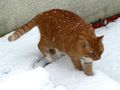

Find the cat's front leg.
[
  {"left": 70, "top": 56, "right": 83, "bottom": 71},
  {"left": 82, "top": 58, "right": 93, "bottom": 76},
  {"left": 84, "top": 62, "right": 93, "bottom": 76}
]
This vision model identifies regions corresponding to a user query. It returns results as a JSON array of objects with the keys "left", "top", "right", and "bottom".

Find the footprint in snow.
[{"left": 0, "top": 68, "right": 11, "bottom": 75}]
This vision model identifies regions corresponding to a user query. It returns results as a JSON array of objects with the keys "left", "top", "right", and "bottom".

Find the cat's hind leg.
[
  {"left": 33, "top": 39, "right": 53, "bottom": 68},
  {"left": 38, "top": 41, "right": 53, "bottom": 63}
]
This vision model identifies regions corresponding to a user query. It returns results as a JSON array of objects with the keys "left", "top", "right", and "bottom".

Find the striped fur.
[
  {"left": 8, "top": 9, "right": 104, "bottom": 76},
  {"left": 8, "top": 14, "right": 40, "bottom": 41}
]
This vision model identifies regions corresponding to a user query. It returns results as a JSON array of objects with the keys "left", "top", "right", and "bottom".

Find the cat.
[{"left": 8, "top": 9, "right": 104, "bottom": 76}]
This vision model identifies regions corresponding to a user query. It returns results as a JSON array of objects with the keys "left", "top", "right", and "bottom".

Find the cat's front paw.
[{"left": 84, "top": 71, "right": 94, "bottom": 76}]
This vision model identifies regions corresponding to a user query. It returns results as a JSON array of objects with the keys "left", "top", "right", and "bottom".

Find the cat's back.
[
  {"left": 39, "top": 9, "right": 92, "bottom": 31},
  {"left": 41, "top": 9, "right": 80, "bottom": 23}
]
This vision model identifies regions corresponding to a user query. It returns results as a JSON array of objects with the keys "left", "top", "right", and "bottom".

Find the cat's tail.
[{"left": 8, "top": 14, "right": 41, "bottom": 41}]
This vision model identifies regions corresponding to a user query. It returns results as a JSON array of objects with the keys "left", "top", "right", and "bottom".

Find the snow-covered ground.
[{"left": 1, "top": 18, "right": 120, "bottom": 90}]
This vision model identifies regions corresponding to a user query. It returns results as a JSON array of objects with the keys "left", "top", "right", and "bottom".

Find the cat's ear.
[
  {"left": 83, "top": 40, "right": 90, "bottom": 49},
  {"left": 97, "top": 35, "right": 104, "bottom": 41}
]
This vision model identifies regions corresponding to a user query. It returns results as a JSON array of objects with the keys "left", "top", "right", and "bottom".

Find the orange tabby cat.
[{"left": 8, "top": 9, "right": 104, "bottom": 76}]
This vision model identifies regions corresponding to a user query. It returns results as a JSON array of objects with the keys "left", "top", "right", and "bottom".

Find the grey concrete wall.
[{"left": 0, "top": 0, "right": 120, "bottom": 36}]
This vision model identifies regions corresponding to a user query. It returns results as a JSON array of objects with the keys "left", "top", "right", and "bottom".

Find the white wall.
[{"left": 0, "top": 0, "right": 120, "bottom": 36}]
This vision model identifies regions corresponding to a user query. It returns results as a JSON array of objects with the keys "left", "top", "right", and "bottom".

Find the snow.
[
  {"left": 1, "top": 18, "right": 120, "bottom": 90},
  {"left": 94, "top": 18, "right": 120, "bottom": 82},
  {"left": 46, "top": 56, "right": 120, "bottom": 90},
  {"left": 0, "top": 67, "right": 66, "bottom": 90}
]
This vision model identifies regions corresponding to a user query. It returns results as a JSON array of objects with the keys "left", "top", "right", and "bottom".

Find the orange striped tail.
[{"left": 8, "top": 14, "right": 40, "bottom": 41}]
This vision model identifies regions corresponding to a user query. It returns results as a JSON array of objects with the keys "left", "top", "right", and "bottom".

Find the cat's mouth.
[{"left": 82, "top": 54, "right": 101, "bottom": 61}]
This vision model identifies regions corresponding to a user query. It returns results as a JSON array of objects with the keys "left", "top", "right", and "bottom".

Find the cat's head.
[{"left": 79, "top": 36, "right": 104, "bottom": 61}]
